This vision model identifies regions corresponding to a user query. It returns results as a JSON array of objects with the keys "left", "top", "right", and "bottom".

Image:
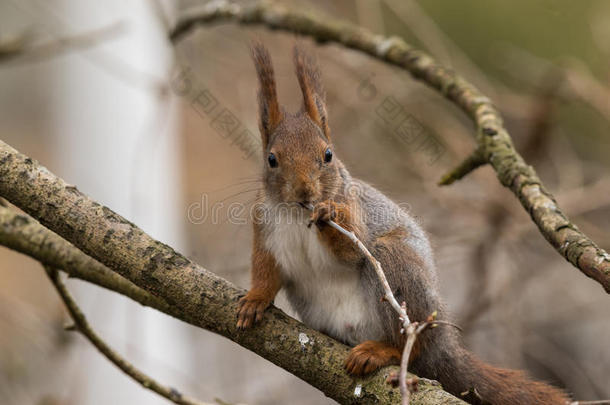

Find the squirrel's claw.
[
  {"left": 236, "top": 294, "right": 270, "bottom": 329},
  {"left": 345, "top": 341, "right": 401, "bottom": 376},
  {"left": 310, "top": 200, "right": 338, "bottom": 228}
]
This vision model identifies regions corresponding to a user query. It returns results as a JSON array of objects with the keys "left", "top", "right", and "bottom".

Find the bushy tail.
[{"left": 412, "top": 330, "right": 570, "bottom": 404}]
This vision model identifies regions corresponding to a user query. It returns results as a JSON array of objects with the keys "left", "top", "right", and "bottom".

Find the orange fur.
[
  {"left": 310, "top": 199, "right": 365, "bottom": 265},
  {"left": 251, "top": 41, "right": 283, "bottom": 148},
  {"left": 294, "top": 45, "right": 330, "bottom": 139},
  {"left": 345, "top": 340, "right": 401, "bottom": 376},
  {"left": 236, "top": 224, "right": 282, "bottom": 329},
  {"left": 449, "top": 350, "right": 571, "bottom": 405}
]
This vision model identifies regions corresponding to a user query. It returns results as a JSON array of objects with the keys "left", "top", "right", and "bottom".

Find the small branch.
[
  {"left": 304, "top": 202, "right": 409, "bottom": 321},
  {"left": 43, "top": 266, "right": 211, "bottom": 405},
  {"left": 308, "top": 205, "right": 412, "bottom": 403},
  {"left": 311, "top": 207, "right": 412, "bottom": 401},
  {"left": 327, "top": 217, "right": 416, "bottom": 400},
  {"left": 495, "top": 43, "right": 610, "bottom": 124},
  {"left": 438, "top": 148, "right": 486, "bottom": 186},
  {"left": 389, "top": 314, "right": 460, "bottom": 405},
  {"left": 400, "top": 320, "right": 427, "bottom": 405},
  {"left": 304, "top": 204, "right": 461, "bottom": 404},
  {"left": 325, "top": 214, "right": 408, "bottom": 322},
  {"left": 398, "top": 314, "right": 462, "bottom": 405}
]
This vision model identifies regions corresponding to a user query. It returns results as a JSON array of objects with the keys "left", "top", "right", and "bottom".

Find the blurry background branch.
[
  {"left": 43, "top": 266, "right": 211, "bottom": 405},
  {"left": 0, "top": 21, "right": 125, "bottom": 65},
  {"left": 169, "top": 0, "right": 610, "bottom": 294},
  {"left": 0, "top": 140, "right": 467, "bottom": 405},
  {"left": 494, "top": 44, "right": 610, "bottom": 124}
]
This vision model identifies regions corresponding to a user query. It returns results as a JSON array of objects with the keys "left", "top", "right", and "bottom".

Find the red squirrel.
[{"left": 236, "top": 42, "right": 570, "bottom": 405}]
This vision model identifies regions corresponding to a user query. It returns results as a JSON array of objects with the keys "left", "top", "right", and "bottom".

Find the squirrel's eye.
[
  {"left": 324, "top": 147, "right": 333, "bottom": 163},
  {"left": 268, "top": 152, "right": 278, "bottom": 168}
]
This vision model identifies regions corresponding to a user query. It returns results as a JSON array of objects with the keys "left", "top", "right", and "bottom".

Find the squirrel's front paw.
[
  {"left": 236, "top": 292, "right": 271, "bottom": 329},
  {"left": 309, "top": 199, "right": 346, "bottom": 229}
]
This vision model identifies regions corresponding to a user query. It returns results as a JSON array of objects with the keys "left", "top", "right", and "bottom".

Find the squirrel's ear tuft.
[
  {"left": 293, "top": 45, "right": 330, "bottom": 140},
  {"left": 251, "top": 41, "right": 282, "bottom": 149}
]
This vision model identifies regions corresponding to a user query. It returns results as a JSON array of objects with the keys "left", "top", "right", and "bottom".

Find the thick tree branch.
[
  {"left": 0, "top": 205, "right": 174, "bottom": 315},
  {"left": 43, "top": 266, "right": 211, "bottom": 405},
  {"left": 169, "top": 0, "right": 610, "bottom": 293},
  {"left": 0, "top": 141, "right": 466, "bottom": 405}
]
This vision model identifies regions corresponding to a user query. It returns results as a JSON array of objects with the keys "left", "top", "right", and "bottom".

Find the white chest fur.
[{"left": 263, "top": 206, "right": 384, "bottom": 345}]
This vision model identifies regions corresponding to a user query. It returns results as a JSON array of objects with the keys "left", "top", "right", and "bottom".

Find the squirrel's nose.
[
  {"left": 297, "top": 192, "right": 311, "bottom": 205},
  {"left": 293, "top": 172, "right": 317, "bottom": 204},
  {"left": 296, "top": 186, "right": 314, "bottom": 205}
]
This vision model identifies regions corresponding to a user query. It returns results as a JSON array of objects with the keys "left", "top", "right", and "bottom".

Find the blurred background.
[{"left": 0, "top": 0, "right": 608, "bottom": 404}]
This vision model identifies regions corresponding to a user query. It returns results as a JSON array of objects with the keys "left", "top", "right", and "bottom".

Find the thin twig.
[
  {"left": 400, "top": 321, "right": 427, "bottom": 405},
  {"left": 328, "top": 218, "right": 412, "bottom": 403},
  {"left": 43, "top": 265, "right": 212, "bottom": 405},
  {"left": 397, "top": 312, "right": 459, "bottom": 404},
  {"left": 304, "top": 204, "right": 459, "bottom": 404},
  {"left": 329, "top": 218, "right": 409, "bottom": 321},
  {"left": 438, "top": 148, "right": 486, "bottom": 185},
  {"left": 304, "top": 203, "right": 409, "bottom": 322}
]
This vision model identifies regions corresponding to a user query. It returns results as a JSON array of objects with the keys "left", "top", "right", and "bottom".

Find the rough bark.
[
  {"left": 0, "top": 206, "right": 174, "bottom": 315},
  {"left": 0, "top": 141, "right": 466, "bottom": 405},
  {"left": 169, "top": 0, "right": 610, "bottom": 293}
]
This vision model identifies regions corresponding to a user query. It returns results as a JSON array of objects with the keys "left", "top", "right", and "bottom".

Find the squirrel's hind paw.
[{"left": 345, "top": 341, "right": 401, "bottom": 376}]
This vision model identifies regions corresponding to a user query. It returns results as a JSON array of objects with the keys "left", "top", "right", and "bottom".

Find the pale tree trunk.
[
  {"left": 52, "top": 2, "right": 185, "bottom": 404},
  {"left": 1, "top": 1, "right": 186, "bottom": 404}
]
